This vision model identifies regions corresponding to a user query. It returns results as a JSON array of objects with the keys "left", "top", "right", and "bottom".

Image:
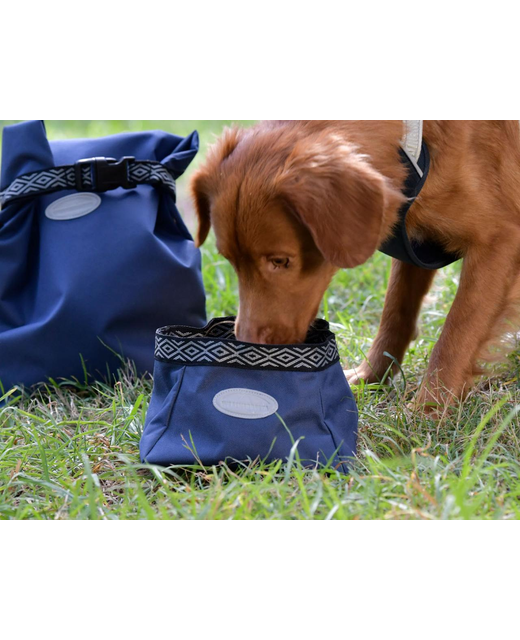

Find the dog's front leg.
[
  {"left": 416, "top": 236, "right": 520, "bottom": 410},
  {"left": 346, "top": 259, "right": 436, "bottom": 384}
]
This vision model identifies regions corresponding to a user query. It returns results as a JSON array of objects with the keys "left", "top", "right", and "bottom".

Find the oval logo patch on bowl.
[
  {"left": 213, "top": 388, "right": 279, "bottom": 419},
  {"left": 45, "top": 193, "right": 101, "bottom": 220}
]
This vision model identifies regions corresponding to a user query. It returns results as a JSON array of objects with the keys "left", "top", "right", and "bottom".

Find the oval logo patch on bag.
[
  {"left": 213, "top": 388, "right": 279, "bottom": 419},
  {"left": 45, "top": 193, "right": 101, "bottom": 220}
]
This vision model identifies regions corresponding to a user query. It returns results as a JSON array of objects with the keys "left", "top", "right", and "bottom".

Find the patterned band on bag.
[
  {"left": 154, "top": 316, "right": 341, "bottom": 372},
  {"left": 0, "top": 159, "right": 176, "bottom": 206}
]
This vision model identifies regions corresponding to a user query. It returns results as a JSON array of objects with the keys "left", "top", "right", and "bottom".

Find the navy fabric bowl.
[{"left": 140, "top": 316, "right": 358, "bottom": 472}]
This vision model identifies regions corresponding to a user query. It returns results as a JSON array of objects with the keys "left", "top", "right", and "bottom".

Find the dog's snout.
[
  {"left": 237, "top": 325, "right": 275, "bottom": 344},
  {"left": 235, "top": 320, "right": 305, "bottom": 345}
]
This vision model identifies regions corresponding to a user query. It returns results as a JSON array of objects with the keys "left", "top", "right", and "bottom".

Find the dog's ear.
[
  {"left": 276, "top": 133, "right": 404, "bottom": 268},
  {"left": 191, "top": 126, "right": 244, "bottom": 247},
  {"left": 190, "top": 170, "right": 212, "bottom": 246}
]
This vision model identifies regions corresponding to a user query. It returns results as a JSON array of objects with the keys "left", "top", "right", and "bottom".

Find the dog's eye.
[{"left": 271, "top": 257, "right": 290, "bottom": 269}]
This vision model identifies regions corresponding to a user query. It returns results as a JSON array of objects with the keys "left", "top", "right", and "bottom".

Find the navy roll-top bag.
[
  {"left": 141, "top": 317, "right": 358, "bottom": 472},
  {"left": 0, "top": 121, "right": 206, "bottom": 393}
]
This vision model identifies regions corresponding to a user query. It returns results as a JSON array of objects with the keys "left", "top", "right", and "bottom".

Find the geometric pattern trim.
[
  {"left": 128, "top": 162, "right": 176, "bottom": 195},
  {"left": 0, "top": 159, "right": 176, "bottom": 206},
  {"left": 155, "top": 316, "right": 340, "bottom": 372}
]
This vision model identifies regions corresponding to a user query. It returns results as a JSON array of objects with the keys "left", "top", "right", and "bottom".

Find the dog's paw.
[
  {"left": 407, "top": 397, "right": 442, "bottom": 419},
  {"left": 344, "top": 362, "right": 382, "bottom": 385},
  {"left": 410, "top": 384, "right": 457, "bottom": 419}
]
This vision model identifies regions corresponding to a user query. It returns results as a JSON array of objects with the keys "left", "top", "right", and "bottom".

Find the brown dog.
[{"left": 191, "top": 120, "right": 520, "bottom": 410}]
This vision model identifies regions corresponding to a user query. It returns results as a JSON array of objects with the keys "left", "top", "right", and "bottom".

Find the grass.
[{"left": 1, "top": 120, "right": 520, "bottom": 519}]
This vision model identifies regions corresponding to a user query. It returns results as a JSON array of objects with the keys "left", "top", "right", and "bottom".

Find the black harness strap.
[{"left": 379, "top": 143, "right": 461, "bottom": 270}]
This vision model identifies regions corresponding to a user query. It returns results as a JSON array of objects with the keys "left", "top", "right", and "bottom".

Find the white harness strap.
[
  {"left": 401, "top": 120, "right": 424, "bottom": 177},
  {"left": 382, "top": 121, "right": 460, "bottom": 269}
]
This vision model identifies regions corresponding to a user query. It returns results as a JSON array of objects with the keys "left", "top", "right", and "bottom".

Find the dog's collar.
[{"left": 378, "top": 120, "right": 461, "bottom": 270}]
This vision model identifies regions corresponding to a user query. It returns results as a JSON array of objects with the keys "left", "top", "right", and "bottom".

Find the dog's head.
[{"left": 191, "top": 123, "right": 403, "bottom": 344}]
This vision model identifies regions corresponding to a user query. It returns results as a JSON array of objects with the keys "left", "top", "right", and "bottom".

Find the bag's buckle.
[{"left": 75, "top": 157, "right": 136, "bottom": 192}]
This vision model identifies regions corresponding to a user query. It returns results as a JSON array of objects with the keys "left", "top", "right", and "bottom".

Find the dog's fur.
[{"left": 191, "top": 120, "right": 520, "bottom": 410}]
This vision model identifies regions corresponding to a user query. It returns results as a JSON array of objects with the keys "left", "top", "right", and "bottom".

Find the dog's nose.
[
  {"left": 235, "top": 321, "right": 302, "bottom": 345},
  {"left": 235, "top": 322, "right": 272, "bottom": 343}
]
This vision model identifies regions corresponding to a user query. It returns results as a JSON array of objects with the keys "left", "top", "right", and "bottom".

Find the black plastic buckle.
[{"left": 75, "top": 156, "right": 136, "bottom": 192}]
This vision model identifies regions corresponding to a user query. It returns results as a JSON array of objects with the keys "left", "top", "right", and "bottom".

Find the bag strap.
[{"left": 0, "top": 156, "right": 176, "bottom": 206}]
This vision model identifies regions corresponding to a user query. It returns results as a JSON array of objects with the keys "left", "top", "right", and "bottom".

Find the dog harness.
[{"left": 379, "top": 120, "right": 461, "bottom": 270}]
